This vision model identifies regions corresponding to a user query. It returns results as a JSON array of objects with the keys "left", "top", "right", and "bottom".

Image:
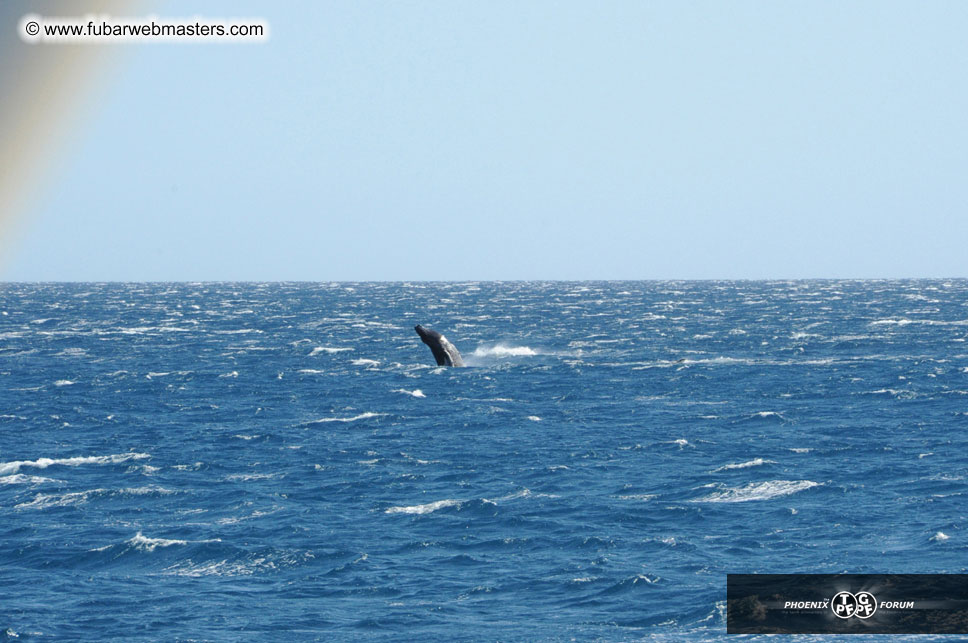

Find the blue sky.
[{"left": 5, "top": 1, "right": 967, "bottom": 280}]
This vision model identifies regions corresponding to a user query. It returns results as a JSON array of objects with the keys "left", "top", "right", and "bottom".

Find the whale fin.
[{"left": 415, "top": 325, "right": 464, "bottom": 367}]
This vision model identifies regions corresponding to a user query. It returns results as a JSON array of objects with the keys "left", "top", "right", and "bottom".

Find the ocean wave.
[
  {"left": 471, "top": 344, "right": 537, "bottom": 357},
  {"left": 0, "top": 474, "right": 58, "bottom": 485},
  {"left": 386, "top": 499, "right": 462, "bottom": 514},
  {"left": 351, "top": 358, "right": 380, "bottom": 367},
  {"left": 712, "top": 458, "right": 776, "bottom": 472},
  {"left": 161, "top": 550, "right": 314, "bottom": 577},
  {"left": 307, "top": 412, "right": 386, "bottom": 424},
  {"left": 483, "top": 488, "right": 558, "bottom": 503},
  {"left": 691, "top": 480, "right": 820, "bottom": 503},
  {"left": 616, "top": 493, "right": 657, "bottom": 501},
  {"left": 870, "top": 318, "right": 968, "bottom": 327},
  {"left": 865, "top": 388, "right": 917, "bottom": 399},
  {"left": 747, "top": 411, "right": 786, "bottom": 421},
  {"left": 129, "top": 532, "right": 188, "bottom": 552},
  {"left": 310, "top": 346, "right": 353, "bottom": 355},
  {"left": 393, "top": 389, "right": 426, "bottom": 398},
  {"left": 224, "top": 473, "right": 280, "bottom": 482},
  {"left": 15, "top": 489, "right": 108, "bottom": 509},
  {"left": 0, "top": 452, "right": 150, "bottom": 475}
]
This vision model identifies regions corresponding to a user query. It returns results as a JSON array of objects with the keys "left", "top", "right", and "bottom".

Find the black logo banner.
[{"left": 727, "top": 574, "right": 968, "bottom": 634}]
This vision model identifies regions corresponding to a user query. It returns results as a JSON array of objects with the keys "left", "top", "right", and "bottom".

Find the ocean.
[{"left": 1, "top": 281, "right": 965, "bottom": 641}]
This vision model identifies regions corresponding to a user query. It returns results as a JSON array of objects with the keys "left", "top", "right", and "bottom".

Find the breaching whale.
[{"left": 414, "top": 325, "right": 464, "bottom": 367}]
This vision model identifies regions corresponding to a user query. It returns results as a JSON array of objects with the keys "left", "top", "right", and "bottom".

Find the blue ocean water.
[{"left": 1, "top": 281, "right": 966, "bottom": 641}]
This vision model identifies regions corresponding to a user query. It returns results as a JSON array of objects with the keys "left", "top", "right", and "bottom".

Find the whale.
[{"left": 414, "top": 325, "right": 464, "bottom": 367}]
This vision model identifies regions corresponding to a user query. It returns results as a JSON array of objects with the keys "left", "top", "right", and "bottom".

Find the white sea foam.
[
  {"left": 526, "top": 416, "right": 542, "bottom": 421},
  {"left": 386, "top": 499, "right": 462, "bottom": 514},
  {"left": 483, "top": 489, "right": 556, "bottom": 503},
  {"left": 0, "top": 474, "right": 57, "bottom": 485},
  {"left": 308, "top": 412, "right": 386, "bottom": 424},
  {"left": 163, "top": 560, "right": 253, "bottom": 577},
  {"left": 692, "top": 480, "right": 820, "bottom": 503},
  {"left": 53, "top": 380, "right": 75, "bottom": 387},
  {"left": 225, "top": 473, "right": 279, "bottom": 482},
  {"left": 931, "top": 532, "right": 949, "bottom": 542},
  {"left": 16, "top": 489, "right": 107, "bottom": 509},
  {"left": 352, "top": 358, "right": 380, "bottom": 367},
  {"left": 713, "top": 458, "right": 776, "bottom": 472},
  {"left": 789, "top": 448, "right": 812, "bottom": 453},
  {"left": 120, "top": 485, "right": 174, "bottom": 496},
  {"left": 161, "top": 551, "right": 305, "bottom": 577},
  {"left": 751, "top": 411, "right": 785, "bottom": 420},
  {"left": 393, "top": 389, "right": 426, "bottom": 398},
  {"left": 310, "top": 346, "right": 352, "bottom": 355},
  {"left": 297, "top": 369, "right": 326, "bottom": 374},
  {"left": 866, "top": 388, "right": 917, "bottom": 399},
  {"left": 471, "top": 344, "right": 537, "bottom": 357},
  {"left": 870, "top": 318, "right": 968, "bottom": 327},
  {"left": 0, "top": 452, "right": 150, "bottom": 475},
  {"left": 219, "top": 371, "right": 239, "bottom": 378},
  {"left": 129, "top": 532, "right": 188, "bottom": 552},
  {"left": 617, "top": 494, "right": 657, "bottom": 501}
]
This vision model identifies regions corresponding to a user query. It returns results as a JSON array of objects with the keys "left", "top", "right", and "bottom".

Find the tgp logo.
[{"left": 831, "top": 591, "right": 877, "bottom": 619}]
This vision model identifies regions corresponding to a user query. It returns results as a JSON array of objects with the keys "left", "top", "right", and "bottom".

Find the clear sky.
[{"left": 4, "top": 1, "right": 967, "bottom": 280}]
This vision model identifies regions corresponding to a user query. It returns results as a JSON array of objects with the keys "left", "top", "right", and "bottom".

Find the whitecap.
[
  {"left": 471, "top": 345, "right": 537, "bottom": 357},
  {"left": 307, "top": 412, "right": 386, "bottom": 424},
  {"left": 0, "top": 452, "right": 150, "bottom": 476},
  {"left": 0, "top": 474, "right": 57, "bottom": 485},
  {"left": 713, "top": 458, "right": 776, "bottom": 472},
  {"left": 225, "top": 473, "right": 279, "bottom": 482},
  {"left": 310, "top": 346, "right": 352, "bottom": 355},
  {"left": 352, "top": 358, "right": 380, "bottom": 367},
  {"left": 16, "top": 489, "right": 107, "bottom": 509},
  {"left": 385, "top": 499, "right": 462, "bottom": 514},
  {"left": 750, "top": 411, "right": 785, "bottom": 420},
  {"left": 53, "top": 380, "right": 75, "bottom": 387},
  {"left": 393, "top": 389, "right": 426, "bottom": 398},
  {"left": 691, "top": 480, "right": 820, "bottom": 503},
  {"left": 931, "top": 532, "right": 950, "bottom": 542},
  {"left": 129, "top": 531, "right": 188, "bottom": 552}
]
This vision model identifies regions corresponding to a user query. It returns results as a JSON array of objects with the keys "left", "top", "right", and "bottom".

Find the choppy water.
[{"left": 1, "top": 281, "right": 966, "bottom": 641}]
